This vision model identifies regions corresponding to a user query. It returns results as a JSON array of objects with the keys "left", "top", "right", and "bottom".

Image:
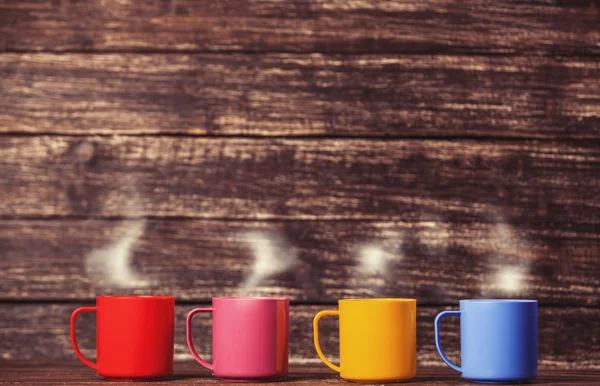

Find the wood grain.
[
  {"left": 1, "top": 1, "right": 600, "bottom": 55},
  {"left": 1, "top": 54, "right": 600, "bottom": 137},
  {"left": 1, "top": 304, "right": 598, "bottom": 370},
  {"left": 2, "top": 136, "right": 600, "bottom": 223},
  {"left": 1, "top": 219, "right": 599, "bottom": 305},
  {"left": 1, "top": 364, "right": 600, "bottom": 386},
  {"left": 1, "top": 364, "right": 599, "bottom": 386}
]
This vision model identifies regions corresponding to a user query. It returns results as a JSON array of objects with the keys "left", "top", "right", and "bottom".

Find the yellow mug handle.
[{"left": 313, "top": 310, "right": 341, "bottom": 373}]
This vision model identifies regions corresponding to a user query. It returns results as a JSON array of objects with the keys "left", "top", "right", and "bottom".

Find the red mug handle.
[
  {"left": 186, "top": 308, "right": 215, "bottom": 370},
  {"left": 70, "top": 306, "right": 98, "bottom": 370}
]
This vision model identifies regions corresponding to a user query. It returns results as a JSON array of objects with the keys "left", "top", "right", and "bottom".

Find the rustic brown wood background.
[{"left": 0, "top": 0, "right": 599, "bottom": 369}]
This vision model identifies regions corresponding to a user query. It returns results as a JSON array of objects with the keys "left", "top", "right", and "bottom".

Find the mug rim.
[
  {"left": 213, "top": 296, "right": 289, "bottom": 301},
  {"left": 460, "top": 299, "right": 537, "bottom": 304},
  {"left": 97, "top": 295, "right": 175, "bottom": 301},
  {"left": 339, "top": 298, "right": 416, "bottom": 303}
]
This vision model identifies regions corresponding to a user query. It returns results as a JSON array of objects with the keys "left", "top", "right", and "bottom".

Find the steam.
[
  {"left": 493, "top": 266, "right": 526, "bottom": 293},
  {"left": 85, "top": 218, "right": 153, "bottom": 288},
  {"left": 354, "top": 232, "right": 404, "bottom": 297},
  {"left": 358, "top": 244, "right": 390, "bottom": 275},
  {"left": 238, "top": 230, "right": 298, "bottom": 295},
  {"left": 484, "top": 217, "right": 532, "bottom": 296},
  {"left": 349, "top": 216, "right": 533, "bottom": 299}
]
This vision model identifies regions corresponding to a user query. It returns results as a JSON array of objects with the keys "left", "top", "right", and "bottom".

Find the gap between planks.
[{"left": 4, "top": 132, "right": 600, "bottom": 141}]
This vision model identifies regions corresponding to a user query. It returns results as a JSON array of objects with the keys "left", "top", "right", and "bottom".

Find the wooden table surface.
[{"left": 0, "top": 362, "right": 598, "bottom": 385}]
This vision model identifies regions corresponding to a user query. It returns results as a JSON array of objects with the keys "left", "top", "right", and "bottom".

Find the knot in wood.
[{"left": 74, "top": 141, "right": 96, "bottom": 163}]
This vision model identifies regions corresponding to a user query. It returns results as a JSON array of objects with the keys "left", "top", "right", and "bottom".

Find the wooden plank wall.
[{"left": 0, "top": 0, "right": 599, "bottom": 368}]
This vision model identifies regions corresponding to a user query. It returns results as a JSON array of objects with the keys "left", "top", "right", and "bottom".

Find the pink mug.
[{"left": 186, "top": 296, "right": 289, "bottom": 381}]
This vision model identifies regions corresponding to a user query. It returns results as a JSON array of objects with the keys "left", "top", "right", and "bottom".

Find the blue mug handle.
[{"left": 434, "top": 310, "right": 462, "bottom": 373}]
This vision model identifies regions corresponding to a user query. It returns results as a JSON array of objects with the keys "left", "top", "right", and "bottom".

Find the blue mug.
[{"left": 435, "top": 299, "right": 538, "bottom": 383}]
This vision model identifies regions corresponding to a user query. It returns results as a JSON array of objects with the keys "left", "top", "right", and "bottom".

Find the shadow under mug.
[
  {"left": 313, "top": 298, "right": 417, "bottom": 382},
  {"left": 70, "top": 296, "right": 175, "bottom": 380},
  {"left": 186, "top": 296, "right": 289, "bottom": 382},
  {"left": 435, "top": 299, "right": 538, "bottom": 383}
]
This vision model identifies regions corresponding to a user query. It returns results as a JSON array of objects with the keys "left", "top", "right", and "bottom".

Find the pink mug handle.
[
  {"left": 186, "top": 307, "right": 215, "bottom": 370},
  {"left": 70, "top": 306, "right": 98, "bottom": 370}
]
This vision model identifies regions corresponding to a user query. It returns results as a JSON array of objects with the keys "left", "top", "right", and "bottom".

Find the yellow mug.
[{"left": 313, "top": 298, "right": 417, "bottom": 382}]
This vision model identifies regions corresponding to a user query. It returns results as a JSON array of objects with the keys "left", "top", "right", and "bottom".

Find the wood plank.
[
  {"left": 1, "top": 304, "right": 598, "bottom": 370},
  {"left": 2, "top": 136, "right": 600, "bottom": 223},
  {"left": 1, "top": 364, "right": 599, "bottom": 386},
  {"left": 1, "top": 1, "right": 599, "bottom": 55},
  {"left": 1, "top": 220, "right": 598, "bottom": 305},
  {"left": 0, "top": 364, "right": 599, "bottom": 386},
  {"left": 1, "top": 54, "right": 600, "bottom": 137}
]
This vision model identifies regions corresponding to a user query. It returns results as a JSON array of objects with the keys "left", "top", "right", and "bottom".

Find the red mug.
[
  {"left": 187, "top": 296, "right": 290, "bottom": 381},
  {"left": 70, "top": 296, "right": 175, "bottom": 380}
]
